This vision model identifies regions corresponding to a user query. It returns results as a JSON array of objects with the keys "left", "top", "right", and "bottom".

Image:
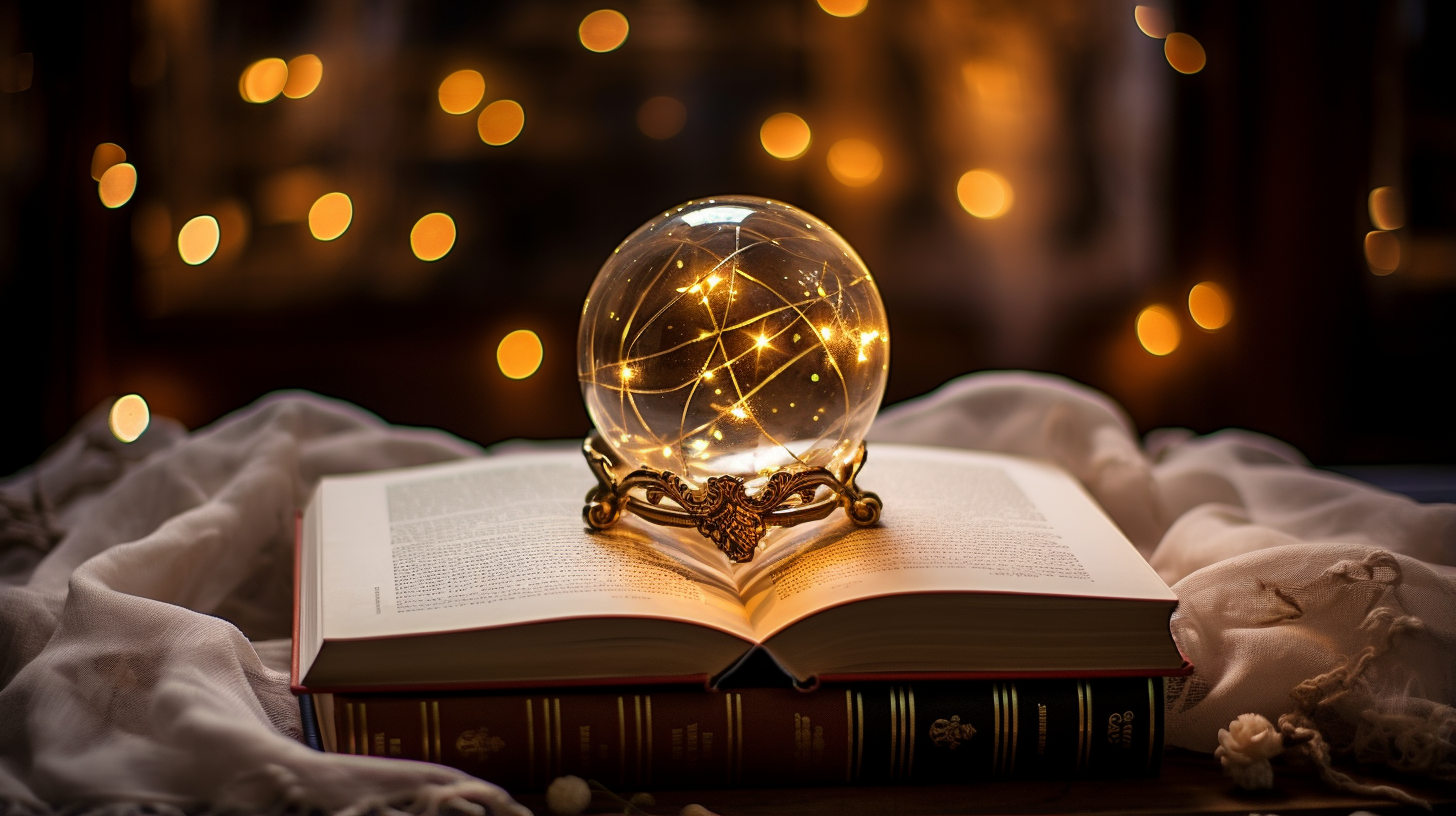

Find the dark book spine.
[{"left": 329, "top": 678, "right": 1163, "bottom": 790}]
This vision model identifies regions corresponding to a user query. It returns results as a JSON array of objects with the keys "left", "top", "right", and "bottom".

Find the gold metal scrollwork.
[{"left": 581, "top": 430, "right": 882, "bottom": 563}]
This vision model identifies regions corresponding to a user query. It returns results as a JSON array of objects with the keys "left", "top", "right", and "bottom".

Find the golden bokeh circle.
[
  {"left": 1134, "top": 5, "right": 1172, "bottom": 38},
  {"left": 1136, "top": 305, "right": 1181, "bottom": 356},
  {"left": 309, "top": 192, "right": 353, "bottom": 241},
  {"left": 438, "top": 69, "right": 486, "bottom": 115},
  {"left": 827, "top": 138, "right": 883, "bottom": 187},
  {"left": 760, "top": 112, "right": 811, "bottom": 160},
  {"left": 109, "top": 394, "right": 150, "bottom": 443},
  {"left": 477, "top": 99, "right": 525, "bottom": 146},
  {"left": 817, "top": 0, "right": 868, "bottom": 17},
  {"left": 411, "top": 213, "right": 457, "bottom": 261},
  {"left": 283, "top": 54, "right": 323, "bottom": 99},
  {"left": 98, "top": 163, "right": 138, "bottom": 209},
  {"left": 178, "top": 215, "right": 220, "bottom": 265},
  {"left": 91, "top": 142, "right": 126, "bottom": 181},
  {"left": 956, "top": 169, "right": 1013, "bottom": 219},
  {"left": 240, "top": 58, "right": 289, "bottom": 103},
  {"left": 1164, "top": 33, "right": 1206, "bottom": 74},
  {"left": 497, "top": 329, "right": 544, "bottom": 379},
  {"left": 1365, "top": 230, "right": 1399, "bottom": 275},
  {"left": 579, "top": 9, "right": 630, "bottom": 52},
  {"left": 1188, "top": 282, "right": 1232, "bottom": 331}
]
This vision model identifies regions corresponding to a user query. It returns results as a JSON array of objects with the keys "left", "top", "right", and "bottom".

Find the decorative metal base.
[{"left": 581, "top": 431, "right": 881, "bottom": 563}]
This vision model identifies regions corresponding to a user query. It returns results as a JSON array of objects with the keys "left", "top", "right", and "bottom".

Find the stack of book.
[{"left": 292, "top": 445, "right": 1187, "bottom": 789}]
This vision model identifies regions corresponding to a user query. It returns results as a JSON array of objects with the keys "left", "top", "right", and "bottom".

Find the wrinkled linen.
[{"left": 0, "top": 372, "right": 1452, "bottom": 812}]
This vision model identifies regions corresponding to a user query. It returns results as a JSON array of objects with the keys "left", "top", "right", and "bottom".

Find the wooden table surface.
[{"left": 512, "top": 749, "right": 1453, "bottom": 815}]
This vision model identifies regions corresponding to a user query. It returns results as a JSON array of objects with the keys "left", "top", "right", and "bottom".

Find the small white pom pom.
[
  {"left": 545, "top": 776, "right": 592, "bottom": 816},
  {"left": 1214, "top": 713, "right": 1284, "bottom": 790}
]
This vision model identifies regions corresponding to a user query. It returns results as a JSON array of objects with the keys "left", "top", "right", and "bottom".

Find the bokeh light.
[
  {"left": 760, "top": 112, "right": 811, "bottom": 160},
  {"left": 827, "top": 138, "right": 883, "bottom": 187},
  {"left": 579, "top": 10, "right": 630, "bottom": 52},
  {"left": 477, "top": 99, "right": 525, "bottom": 145},
  {"left": 282, "top": 54, "right": 323, "bottom": 99},
  {"left": 91, "top": 143, "right": 126, "bottom": 181},
  {"left": 1368, "top": 186, "right": 1405, "bottom": 231},
  {"left": 497, "top": 329, "right": 544, "bottom": 379},
  {"left": 637, "top": 96, "right": 687, "bottom": 140},
  {"left": 438, "top": 70, "right": 485, "bottom": 115},
  {"left": 411, "top": 213, "right": 457, "bottom": 261},
  {"left": 818, "top": 0, "right": 868, "bottom": 17},
  {"left": 178, "top": 215, "right": 220, "bottom": 265},
  {"left": 98, "top": 163, "right": 137, "bottom": 209},
  {"left": 1134, "top": 6, "right": 1172, "bottom": 38},
  {"left": 240, "top": 58, "right": 288, "bottom": 103},
  {"left": 1136, "top": 305, "right": 1181, "bottom": 356},
  {"left": 957, "top": 169, "right": 1013, "bottom": 219},
  {"left": 109, "top": 394, "right": 150, "bottom": 443},
  {"left": 1365, "top": 230, "right": 1399, "bottom": 275},
  {"left": 308, "top": 193, "right": 352, "bottom": 241},
  {"left": 1188, "top": 282, "right": 1232, "bottom": 330},
  {"left": 1164, "top": 33, "right": 1206, "bottom": 74}
]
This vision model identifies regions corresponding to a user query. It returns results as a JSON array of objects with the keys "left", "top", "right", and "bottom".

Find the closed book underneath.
[{"left": 313, "top": 676, "right": 1164, "bottom": 790}]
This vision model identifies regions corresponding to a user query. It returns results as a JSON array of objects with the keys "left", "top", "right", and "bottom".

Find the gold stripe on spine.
[
  {"left": 645, "top": 696, "right": 654, "bottom": 786},
  {"left": 1147, "top": 678, "right": 1157, "bottom": 773},
  {"left": 734, "top": 693, "right": 744, "bottom": 785},
  {"left": 891, "top": 687, "right": 902, "bottom": 775},
  {"left": 1009, "top": 683, "right": 1019, "bottom": 776},
  {"left": 1075, "top": 682, "right": 1086, "bottom": 774},
  {"left": 553, "top": 698, "right": 563, "bottom": 777},
  {"left": 725, "top": 694, "right": 735, "bottom": 784},
  {"left": 1083, "top": 683, "right": 1093, "bottom": 774},
  {"left": 888, "top": 685, "right": 899, "bottom": 780},
  {"left": 855, "top": 692, "right": 865, "bottom": 781},
  {"left": 634, "top": 695, "right": 644, "bottom": 787},
  {"left": 432, "top": 701, "right": 442, "bottom": 763},
  {"left": 420, "top": 702, "right": 429, "bottom": 759},
  {"left": 345, "top": 703, "right": 356, "bottom": 755},
  {"left": 361, "top": 704, "right": 369, "bottom": 756},
  {"left": 526, "top": 699, "right": 535, "bottom": 788},
  {"left": 992, "top": 683, "right": 1001, "bottom": 775},
  {"left": 617, "top": 696, "right": 627, "bottom": 786},
  {"left": 907, "top": 686, "right": 916, "bottom": 780},
  {"left": 542, "top": 699, "right": 553, "bottom": 779},
  {"left": 844, "top": 690, "right": 854, "bottom": 782}
]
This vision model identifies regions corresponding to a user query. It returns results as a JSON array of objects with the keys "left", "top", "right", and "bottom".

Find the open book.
[{"left": 292, "top": 444, "right": 1184, "bottom": 692}]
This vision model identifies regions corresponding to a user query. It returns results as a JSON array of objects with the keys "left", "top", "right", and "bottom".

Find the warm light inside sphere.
[{"left": 578, "top": 196, "right": 890, "bottom": 488}]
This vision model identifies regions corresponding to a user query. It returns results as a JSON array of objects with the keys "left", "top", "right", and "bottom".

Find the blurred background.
[{"left": 2, "top": 0, "right": 1453, "bottom": 476}]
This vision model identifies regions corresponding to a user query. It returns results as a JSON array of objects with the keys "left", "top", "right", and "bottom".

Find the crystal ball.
[{"left": 578, "top": 196, "right": 890, "bottom": 487}]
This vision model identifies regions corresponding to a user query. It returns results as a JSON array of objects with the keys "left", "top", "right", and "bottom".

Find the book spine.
[{"left": 326, "top": 678, "right": 1162, "bottom": 790}]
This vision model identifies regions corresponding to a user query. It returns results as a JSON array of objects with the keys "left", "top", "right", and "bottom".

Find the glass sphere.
[{"left": 579, "top": 196, "right": 890, "bottom": 488}]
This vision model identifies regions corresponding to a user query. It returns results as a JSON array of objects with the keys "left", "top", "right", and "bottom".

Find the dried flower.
[
  {"left": 545, "top": 775, "right": 592, "bottom": 816},
  {"left": 1214, "top": 713, "right": 1284, "bottom": 790}
]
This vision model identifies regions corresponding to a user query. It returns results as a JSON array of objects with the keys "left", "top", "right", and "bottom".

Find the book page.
[
  {"left": 319, "top": 453, "right": 754, "bottom": 642},
  {"left": 737, "top": 445, "right": 1175, "bottom": 639}
]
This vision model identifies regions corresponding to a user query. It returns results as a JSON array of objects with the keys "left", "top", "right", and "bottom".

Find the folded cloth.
[{"left": 2, "top": 373, "right": 1452, "bottom": 812}]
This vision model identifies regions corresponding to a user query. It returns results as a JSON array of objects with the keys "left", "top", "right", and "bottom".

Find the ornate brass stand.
[{"left": 582, "top": 430, "right": 882, "bottom": 563}]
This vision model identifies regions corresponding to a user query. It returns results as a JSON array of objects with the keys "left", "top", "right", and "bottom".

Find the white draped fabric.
[{"left": 1, "top": 373, "right": 1451, "bottom": 812}]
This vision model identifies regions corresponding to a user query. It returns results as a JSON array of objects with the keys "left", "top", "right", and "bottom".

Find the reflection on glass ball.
[{"left": 579, "top": 196, "right": 889, "bottom": 488}]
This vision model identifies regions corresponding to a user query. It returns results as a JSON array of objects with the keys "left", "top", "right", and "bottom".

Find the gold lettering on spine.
[
  {"left": 855, "top": 692, "right": 865, "bottom": 781},
  {"left": 431, "top": 702, "right": 442, "bottom": 763},
  {"left": 361, "top": 704, "right": 369, "bottom": 756},
  {"left": 906, "top": 686, "right": 916, "bottom": 780},
  {"left": 844, "top": 690, "right": 854, "bottom": 782},
  {"left": 724, "top": 694, "right": 734, "bottom": 784},
  {"left": 1009, "top": 684, "right": 1019, "bottom": 776},
  {"left": 992, "top": 683, "right": 1001, "bottom": 775},
  {"left": 1075, "top": 683, "right": 1086, "bottom": 774},
  {"left": 888, "top": 686, "right": 899, "bottom": 780},
  {"left": 542, "top": 699, "right": 553, "bottom": 778},
  {"left": 897, "top": 687, "right": 908, "bottom": 779},
  {"left": 345, "top": 703, "right": 357, "bottom": 755},
  {"left": 1083, "top": 683, "right": 1093, "bottom": 773},
  {"left": 1147, "top": 678, "right": 1157, "bottom": 773},
  {"left": 526, "top": 699, "right": 535, "bottom": 787},
  {"left": 419, "top": 702, "right": 429, "bottom": 759},
  {"left": 617, "top": 696, "right": 627, "bottom": 785},
  {"left": 634, "top": 696, "right": 643, "bottom": 787},
  {"left": 1037, "top": 703, "right": 1047, "bottom": 757}
]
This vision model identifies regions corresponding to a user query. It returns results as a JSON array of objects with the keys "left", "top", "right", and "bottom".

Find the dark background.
[{"left": 2, "top": 0, "right": 1452, "bottom": 477}]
